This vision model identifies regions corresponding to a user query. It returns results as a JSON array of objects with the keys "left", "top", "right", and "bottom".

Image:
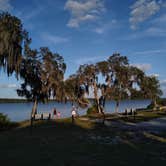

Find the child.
[{"left": 57, "top": 112, "right": 61, "bottom": 118}]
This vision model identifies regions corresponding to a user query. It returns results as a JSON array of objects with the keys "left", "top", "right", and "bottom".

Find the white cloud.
[
  {"left": 65, "top": 0, "right": 105, "bottom": 28},
  {"left": 94, "top": 19, "right": 117, "bottom": 34},
  {"left": 152, "top": 13, "right": 166, "bottom": 24},
  {"left": 41, "top": 33, "right": 69, "bottom": 45},
  {"left": 145, "top": 27, "right": 166, "bottom": 37},
  {"left": 160, "top": 80, "right": 166, "bottom": 87},
  {"left": 130, "top": 0, "right": 161, "bottom": 30},
  {"left": 132, "top": 63, "right": 152, "bottom": 71},
  {"left": 151, "top": 73, "right": 159, "bottom": 77},
  {"left": 0, "top": 0, "right": 12, "bottom": 11},
  {"left": 74, "top": 55, "right": 105, "bottom": 66},
  {"left": 134, "top": 49, "right": 166, "bottom": 55},
  {"left": 127, "top": 13, "right": 166, "bottom": 39},
  {"left": 0, "top": 84, "right": 17, "bottom": 89}
]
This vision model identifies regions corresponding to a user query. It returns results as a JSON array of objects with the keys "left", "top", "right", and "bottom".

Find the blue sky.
[{"left": 0, "top": 0, "right": 166, "bottom": 98}]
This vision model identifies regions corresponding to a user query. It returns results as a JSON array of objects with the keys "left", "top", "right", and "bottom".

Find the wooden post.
[
  {"left": 133, "top": 110, "right": 136, "bottom": 121},
  {"left": 41, "top": 114, "right": 43, "bottom": 120},
  {"left": 72, "top": 115, "right": 74, "bottom": 124},
  {"left": 48, "top": 113, "right": 51, "bottom": 120},
  {"left": 30, "top": 116, "right": 34, "bottom": 135}
]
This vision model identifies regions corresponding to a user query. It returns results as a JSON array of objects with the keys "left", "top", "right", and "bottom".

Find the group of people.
[
  {"left": 52, "top": 104, "right": 79, "bottom": 120},
  {"left": 52, "top": 108, "right": 61, "bottom": 119}
]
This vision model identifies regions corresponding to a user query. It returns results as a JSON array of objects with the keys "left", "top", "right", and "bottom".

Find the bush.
[
  {"left": 147, "top": 98, "right": 166, "bottom": 109},
  {"left": 0, "top": 113, "right": 10, "bottom": 123},
  {"left": 157, "top": 98, "right": 166, "bottom": 106},
  {"left": 87, "top": 105, "right": 98, "bottom": 115},
  {"left": 0, "top": 113, "right": 17, "bottom": 131}
]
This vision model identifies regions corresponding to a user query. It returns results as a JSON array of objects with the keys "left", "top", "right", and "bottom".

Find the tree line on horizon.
[{"left": 0, "top": 12, "right": 163, "bottom": 117}]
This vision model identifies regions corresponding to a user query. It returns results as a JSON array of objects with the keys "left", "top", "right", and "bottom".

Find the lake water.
[{"left": 0, "top": 100, "right": 151, "bottom": 122}]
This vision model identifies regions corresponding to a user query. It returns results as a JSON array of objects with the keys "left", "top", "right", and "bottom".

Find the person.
[
  {"left": 52, "top": 108, "right": 57, "bottom": 119},
  {"left": 57, "top": 112, "right": 61, "bottom": 118},
  {"left": 71, "top": 109, "right": 76, "bottom": 117},
  {"left": 71, "top": 105, "right": 77, "bottom": 123}
]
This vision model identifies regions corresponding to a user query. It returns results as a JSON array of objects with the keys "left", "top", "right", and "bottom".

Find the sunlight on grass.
[{"left": 143, "top": 132, "right": 166, "bottom": 143}]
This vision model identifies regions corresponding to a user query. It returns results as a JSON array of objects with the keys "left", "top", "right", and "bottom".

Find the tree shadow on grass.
[{"left": 1, "top": 118, "right": 166, "bottom": 166}]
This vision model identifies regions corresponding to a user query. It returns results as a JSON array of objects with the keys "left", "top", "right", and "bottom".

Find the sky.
[{"left": 0, "top": 0, "right": 166, "bottom": 98}]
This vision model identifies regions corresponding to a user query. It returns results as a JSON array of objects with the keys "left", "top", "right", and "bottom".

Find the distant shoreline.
[
  {"left": 0, "top": 98, "right": 28, "bottom": 103},
  {"left": 0, "top": 98, "right": 152, "bottom": 104}
]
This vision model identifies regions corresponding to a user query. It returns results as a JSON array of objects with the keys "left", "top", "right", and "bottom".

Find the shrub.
[
  {"left": 0, "top": 113, "right": 16, "bottom": 131},
  {"left": 0, "top": 113, "right": 10, "bottom": 123},
  {"left": 147, "top": 98, "right": 166, "bottom": 109}
]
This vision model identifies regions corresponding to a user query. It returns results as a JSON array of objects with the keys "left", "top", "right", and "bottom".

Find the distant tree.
[
  {"left": 107, "top": 53, "right": 129, "bottom": 112},
  {"left": 77, "top": 64, "right": 104, "bottom": 112},
  {"left": 40, "top": 47, "right": 66, "bottom": 102},
  {"left": 128, "top": 66, "right": 145, "bottom": 99},
  {"left": 64, "top": 74, "right": 80, "bottom": 103},
  {"left": 141, "top": 76, "right": 163, "bottom": 108},
  {"left": 0, "top": 12, "right": 27, "bottom": 76},
  {"left": 105, "top": 54, "right": 146, "bottom": 113}
]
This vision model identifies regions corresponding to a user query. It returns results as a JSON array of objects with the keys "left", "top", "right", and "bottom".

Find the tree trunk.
[
  {"left": 30, "top": 98, "right": 38, "bottom": 133},
  {"left": 153, "top": 98, "right": 157, "bottom": 111},
  {"left": 31, "top": 98, "right": 38, "bottom": 118},
  {"left": 96, "top": 98, "right": 101, "bottom": 114},
  {"left": 94, "top": 82, "right": 101, "bottom": 113},
  {"left": 154, "top": 98, "right": 157, "bottom": 108},
  {"left": 115, "top": 100, "right": 119, "bottom": 113}
]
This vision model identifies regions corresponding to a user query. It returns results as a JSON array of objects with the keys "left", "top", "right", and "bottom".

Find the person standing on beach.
[
  {"left": 71, "top": 105, "right": 77, "bottom": 123},
  {"left": 52, "top": 108, "right": 57, "bottom": 119}
]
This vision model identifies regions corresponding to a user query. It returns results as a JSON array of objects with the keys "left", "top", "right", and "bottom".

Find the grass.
[
  {"left": 84, "top": 109, "right": 166, "bottom": 123},
  {"left": 118, "top": 110, "right": 166, "bottom": 123},
  {"left": 0, "top": 113, "right": 166, "bottom": 166}
]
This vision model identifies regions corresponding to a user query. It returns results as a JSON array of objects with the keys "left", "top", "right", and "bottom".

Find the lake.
[{"left": 0, "top": 100, "right": 151, "bottom": 122}]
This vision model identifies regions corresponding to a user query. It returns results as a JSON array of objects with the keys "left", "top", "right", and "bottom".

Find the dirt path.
[{"left": 103, "top": 117, "right": 166, "bottom": 133}]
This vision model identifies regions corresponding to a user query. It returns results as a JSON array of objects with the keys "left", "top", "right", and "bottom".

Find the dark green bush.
[
  {"left": 147, "top": 98, "right": 166, "bottom": 109},
  {"left": 0, "top": 113, "right": 10, "bottom": 123},
  {"left": 0, "top": 113, "right": 17, "bottom": 131}
]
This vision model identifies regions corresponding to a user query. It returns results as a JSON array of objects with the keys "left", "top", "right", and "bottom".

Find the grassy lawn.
[
  {"left": 118, "top": 110, "right": 166, "bottom": 123},
  {"left": 85, "top": 109, "right": 166, "bottom": 123},
  {"left": 0, "top": 115, "right": 166, "bottom": 166}
]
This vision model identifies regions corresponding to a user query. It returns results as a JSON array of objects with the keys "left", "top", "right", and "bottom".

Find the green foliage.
[
  {"left": 141, "top": 76, "right": 163, "bottom": 100},
  {"left": 0, "top": 12, "right": 28, "bottom": 76},
  {"left": 147, "top": 98, "right": 166, "bottom": 109},
  {"left": 17, "top": 47, "right": 66, "bottom": 103},
  {"left": 87, "top": 105, "right": 98, "bottom": 115},
  {"left": 0, "top": 113, "right": 18, "bottom": 130},
  {"left": 157, "top": 98, "right": 166, "bottom": 106},
  {"left": 0, "top": 113, "right": 10, "bottom": 130},
  {"left": 0, "top": 113, "right": 9, "bottom": 123}
]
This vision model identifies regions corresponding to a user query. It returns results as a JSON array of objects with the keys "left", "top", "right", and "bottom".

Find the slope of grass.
[{"left": 0, "top": 117, "right": 166, "bottom": 166}]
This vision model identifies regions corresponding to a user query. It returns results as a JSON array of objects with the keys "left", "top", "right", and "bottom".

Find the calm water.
[{"left": 0, "top": 100, "right": 151, "bottom": 122}]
